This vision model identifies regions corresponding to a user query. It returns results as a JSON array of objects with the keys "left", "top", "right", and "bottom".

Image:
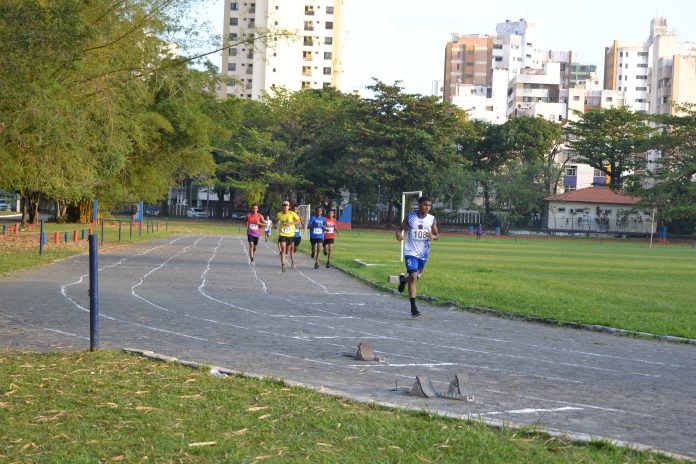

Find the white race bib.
[
  {"left": 411, "top": 229, "right": 430, "bottom": 241},
  {"left": 313, "top": 227, "right": 323, "bottom": 235},
  {"left": 281, "top": 226, "right": 292, "bottom": 234},
  {"left": 326, "top": 226, "right": 334, "bottom": 234},
  {"left": 249, "top": 224, "right": 259, "bottom": 230}
]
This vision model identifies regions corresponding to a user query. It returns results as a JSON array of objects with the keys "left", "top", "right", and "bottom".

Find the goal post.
[
  {"left": 298, "top": 204, "right": 311, "bottom": 239},
  {"left": 400, "top": 191, "right": 422, "bottom": 262}
]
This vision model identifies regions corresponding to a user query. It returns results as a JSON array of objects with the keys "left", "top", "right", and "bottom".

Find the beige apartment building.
[
  {"left": 443, "top": 34, "right": 493, "bottom": 102},
  {"left": 221, "top": 0, "right": 344, "bottom": 99}
]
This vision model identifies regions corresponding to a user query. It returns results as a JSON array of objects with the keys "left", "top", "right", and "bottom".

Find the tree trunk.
[
  {"left": 214, "top": 187, "right": 226, "bottom": 218},
  {"left": 481, "top": 181, "right": 491, "bottom": 222},
  {"left": 20, "top": 192, "right": 28, "bottom": 226},
  {"left": 26, "top": 191, "right": 41, "bottom": 224}
]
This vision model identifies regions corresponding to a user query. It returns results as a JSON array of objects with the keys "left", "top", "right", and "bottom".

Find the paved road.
[{"left": 1, "top": 235, "right": 694, "bottom": 458}]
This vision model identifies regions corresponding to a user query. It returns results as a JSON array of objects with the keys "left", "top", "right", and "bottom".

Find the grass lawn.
[
  {"left": 0, "top": 217, "right": 244, "bottom": 277},
  {"left": 0, "top": 349, "right": 676, "bottom": 463},
  {"left": 324, "top": 231, "right": 696, "bottom": 340}
]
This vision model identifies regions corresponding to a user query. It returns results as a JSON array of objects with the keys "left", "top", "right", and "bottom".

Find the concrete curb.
[
  {"left": 124, "top": 348, "right": 695, "bottom": 463},
  {"left": 329, "top": 263, "right": 696, "bottom": 346}
]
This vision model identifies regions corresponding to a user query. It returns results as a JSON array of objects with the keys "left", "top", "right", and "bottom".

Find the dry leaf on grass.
[
  {"left": 246, "top": 406, "right": 269, "bottom": 412},
  {"left": 109, "top": 455, "right": 126, "bottom": 461},
  {"left": 257, "top": 414, "right": 272, "bottom": 420},
  {"left": 225, "top": 428, "right": 248, "bottom": 436},
  {"left": 188, "top": 441, "right": 217, "bottom": 448}
]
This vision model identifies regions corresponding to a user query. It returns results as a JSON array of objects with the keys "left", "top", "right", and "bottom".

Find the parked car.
[
  {"left": 230, "top": 211, "right": 246, "bottom": 220},
  {"left": 145, "top": 206, "right": 160, "bottom": 217},
  {"left": 0, "top": 199, "right": 9, "bottom": 211},
  {"left": 186, "top": 207, "right": 206, "bottom": 219}
]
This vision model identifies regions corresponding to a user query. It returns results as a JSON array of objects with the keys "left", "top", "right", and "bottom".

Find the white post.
[{"left": 649, "top": 207, "right": 656, "bottom": 248}]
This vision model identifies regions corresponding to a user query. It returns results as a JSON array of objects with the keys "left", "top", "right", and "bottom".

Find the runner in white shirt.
[{"left": 395, "top": 196, "right": 439, "bottom": 317}]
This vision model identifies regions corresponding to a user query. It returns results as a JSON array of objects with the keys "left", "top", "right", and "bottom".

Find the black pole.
[
  {"left": 101, "top": 219, "right": 104, "bottom": 245},
  {"left": 39, "top": 219, "right": 44, "bottom": 255},
  {"left": 88, "top": 234, "right": 99, "bottom": 351},
  {"left": 129, "top": 220, "right": 132, "bottom": 239},
  {"left": 118, "top": 220, "right": 122, "bottom": 242}
]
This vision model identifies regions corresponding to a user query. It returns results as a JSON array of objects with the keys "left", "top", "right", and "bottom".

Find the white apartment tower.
[
  {"left": 604, "top": 17, "right": 696, "bottom": 115},
  {"left": 221, "top": 1, "right": 344, "bottom": 99}
]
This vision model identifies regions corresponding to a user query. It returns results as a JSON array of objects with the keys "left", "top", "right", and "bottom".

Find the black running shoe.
[
  {"left": 323, "top": 248, "right": 327, "bottom": 256},
  {"left": 311, "top": 250, "right": 315, "bottom": 258},
  {"left": 281, "top": 264, "right": 286, "bottom": 273},
  {"left": 314, "top": 262, "right": 319, "bottom": 269},
  {"left": 411, "top": 310, "right": 421, "bottom": 318},
  {"left": 326, "top": 262, "right": 330, "bottom": 268},
  {"left": 398, "top": 274, "right": 407, "bottom": 293}
]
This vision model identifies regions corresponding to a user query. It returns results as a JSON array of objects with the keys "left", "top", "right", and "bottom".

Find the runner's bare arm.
[
  {"left": 429, "top": 220, "right": 440, "bottom": 240},
  {"left": 396, "top": 217, "right": 409, "bottom": 241}
]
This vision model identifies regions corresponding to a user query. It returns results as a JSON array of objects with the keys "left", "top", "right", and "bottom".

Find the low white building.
[{"left": 544, "top": 187, "right": 655, "bottom": 235}]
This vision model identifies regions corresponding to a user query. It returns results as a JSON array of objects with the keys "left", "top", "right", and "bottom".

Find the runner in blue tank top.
[
  {"left": 396, "top": 196, "right": 439, "bottom": 317},
  {"left": 308, "top": 206, "right": 326, "bottom": 270}
]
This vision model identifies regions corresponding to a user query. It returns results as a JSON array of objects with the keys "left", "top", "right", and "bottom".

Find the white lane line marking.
[
  {"left": 296, "top": 268, "right": 329, "bottom": 293},
  {"left": 348, "top": 363, "right": 457, "bottom": 368},
  {"left": 482, "top": 407, "right": 583, "bottom": 416},
  {"left": 42, "top": 328, "right": 90, "bottom": 340},
  {"left": 484, "top": 391, "right": 657, "bottom": 418},
  {"left": 239, "top": 238, "right": 268, "bottom": 293},
  {"left": 270, "top": 352, "right": 336, "bottom": 366}
]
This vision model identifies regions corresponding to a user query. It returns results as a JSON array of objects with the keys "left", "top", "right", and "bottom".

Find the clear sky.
[{"left": 194, "top": 0, "right": 696, "bottom": 95}]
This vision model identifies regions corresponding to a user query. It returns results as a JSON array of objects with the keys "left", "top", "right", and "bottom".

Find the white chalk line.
[{"left": 481, "top": 406, "right": 584, "bottom": 416}]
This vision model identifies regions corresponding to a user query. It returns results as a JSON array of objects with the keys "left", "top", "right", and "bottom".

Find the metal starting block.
[
  {"left": 440, "top": 374, "right": 475, "bottom": 401},
  {"left": 409, "top": 375, "right": 438, "bottom": 398},
  {"left": 408, "top": 374, "right": 474, "bottom": 401},
  {"left": 340, "top": 342, "right": 382, "bottom": 362},
  {"left": 355, "top": 341, "right": 380, "bottom": 361}
]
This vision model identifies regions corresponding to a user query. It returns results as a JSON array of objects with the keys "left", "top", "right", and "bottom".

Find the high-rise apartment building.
[
  {"left": 221, "top": 0, "right": 344, "bottom": 99},
  {"left": 443, "top": 34, "right": 493, "bottom": 102},
  {"left": 604, "top": 17, "right": 696, "bottom": 115}
]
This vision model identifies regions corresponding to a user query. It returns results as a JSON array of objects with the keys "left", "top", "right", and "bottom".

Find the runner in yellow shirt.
[{"left": 275, "top": 201, "right": 301, "bottom": 273}]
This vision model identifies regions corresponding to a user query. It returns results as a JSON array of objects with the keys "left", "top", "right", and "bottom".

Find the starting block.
[
  {"left": 388, "top": 275, "right": 400, "bottom": 284},
  {"left": 409, "top": 375, "right": 438, "bottom": 398},
  {"left": 407, "top": 374, "right": 474, "bottom": 401},
  {"left": 340, "top": 342, "right": 383, "bottom": 362},
  {"left": 355, "top": 341, "right": 380, "bottom": 361},
  {"left": 440, "top": 374, "right": 475, "bottom": 401}
]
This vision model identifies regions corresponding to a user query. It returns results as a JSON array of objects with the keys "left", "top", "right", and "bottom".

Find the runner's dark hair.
[{"left": 418, "top": 196, "right": 432, "bottom": 204}]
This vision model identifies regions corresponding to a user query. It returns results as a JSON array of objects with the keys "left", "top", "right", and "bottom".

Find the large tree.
[
  {"left": 639, "top": 104, "right": 696, "bottom": 232},
  {"left": 354, "top": 80, "right": 470, "bottom": 224},
  {"left": 566, "top": 107, "right": 654, "bottom": 190}
]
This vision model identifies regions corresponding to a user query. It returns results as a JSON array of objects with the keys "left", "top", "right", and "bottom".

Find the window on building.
[
  {"left": 485, "top": 106, "right": 494, "bottom": 111},
  {"left": 606, "top": 96, "right": 612, "bottom": 102},
  {"left": 323, "top": 67, "right": 331, "bottom": 75},
  {"left": 638, "top": 51, "right": 648, "bottom": 56},
  {"left": 637, "top": 75, "right": 647, "bottom": 80},
  {"left": 304, "top": 21, "right": 314, "bottom": 31},
  {"left": 303, "top": 51, "right": 312, "bottom": 61},
  {"left": 304, "top": 5, "right": 314, "bottom": 15},
  {"left": 637, "top": 63, "right": 648, "bottom": 68},
  {"left": 229, "top": 47, "right": 237, "bottom": 56},
  {"left": 564, "top": 186, "right": 576, "bottom": 193},
  {"left": 231, "top": 2, "right": 238, "bottom": 10},
  {"left": 558, "top": 208, "right": 566, "bottom": 212},
  {"left": 324, "top": 52, "right": 332, "bottom": 60},
  {"left": 326, "top": 6, "right": 334, "bottom": 14},
  {"left": 303, "top": 36, "right": 313, "bottom": 46},
  {"left": 566, "top": 165, "right": 577, "bottom": 176},
  {"left": 323, "top": 82, "right": 332, "bottom": 89},
  {"left": 325, "top": 21, "right": 333, "bottom": 29},
  {"left": 248, "top": 18, "right": 255, "bottom": 28},
  {"left": 573, "top": 95, "right": 580, "bottom": 101},
  {"left": 229, "top": 33, "right": 237, "bottom": 40},
  {"left": 636, "top": 87, "right": 647, "bottom": 91},
  {"left": 227, "top": 63, "right": 236, "bottom": 71},
  {"left": 594, "top": 168, "right": 604, "bottom": 176},
  {"left": 230, "top": 17, "right": 238, "bottom": 25},
  {"left": 324, "top": 37, "right": 333, "bottom": 45}
]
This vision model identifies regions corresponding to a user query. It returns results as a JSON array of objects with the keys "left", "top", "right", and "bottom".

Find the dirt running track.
[{"left": 1, "top": 235, "right": 694, "bottom": 459}]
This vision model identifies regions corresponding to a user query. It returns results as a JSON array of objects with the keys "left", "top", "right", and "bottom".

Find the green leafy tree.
[
  {"left": 566, "top": 107, "right": 654, "bottom": 190},
  {"left": 354, "top": 80, "right": 469, "bottom": 224},
  {"left": 639, "top": 104, "right": 696, "bottom": 232}
]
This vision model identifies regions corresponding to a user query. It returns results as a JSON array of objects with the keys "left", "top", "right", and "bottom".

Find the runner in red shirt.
[
  {"left": 246, "top": 204, "right": 266, "bottom": 266},
  {"left": 322, "top": 209, "right": 339, "bottom": 268}
]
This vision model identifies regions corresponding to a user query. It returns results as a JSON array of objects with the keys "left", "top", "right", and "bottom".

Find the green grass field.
[
  {"left": 0, "top": 349, "right": 676, "bottom": 463},
  {"left": 325, "top": 231, "right": 696, "bottom": 340}
]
